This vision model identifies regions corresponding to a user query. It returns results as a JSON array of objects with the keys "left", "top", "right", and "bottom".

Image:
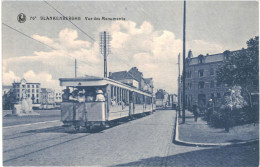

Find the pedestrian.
[
  {"left": 207, "top": 99, "right": 214, "bottom": 123},
  {"left": 192, "top": 102, "right": 199, "bottom": 122},
  {"left": 221, "top": 93, "right": 232, "bottom": 132}
]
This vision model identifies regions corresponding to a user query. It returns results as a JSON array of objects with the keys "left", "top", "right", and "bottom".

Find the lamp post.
[{"left": 182, "top": 0, "right": 186, "bottom": 123}]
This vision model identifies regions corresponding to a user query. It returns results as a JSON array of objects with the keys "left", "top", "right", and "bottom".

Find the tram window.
[{"left": 111, "top": 86, "right": 113, "bottom": 99}]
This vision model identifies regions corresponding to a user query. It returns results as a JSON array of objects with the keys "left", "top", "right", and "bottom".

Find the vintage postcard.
[{"left": 2, "top": 0, "right": 259, "bottom": 166}]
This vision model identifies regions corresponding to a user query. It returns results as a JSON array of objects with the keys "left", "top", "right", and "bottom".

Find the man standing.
[
  {"left": 207, "top": 99, "right": 214, "bottom": 123},
  {"left": 192, "top": 102, "right": 199, "bottom": 122}
]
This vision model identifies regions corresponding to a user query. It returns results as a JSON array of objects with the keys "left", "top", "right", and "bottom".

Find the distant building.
[
  {"left": 12, "top": 78, "right": 41, "bottom": 105},
  {"left": 55, "top": 90, "right": 62, "bottom": 104},
  {"left": 155, "top": 89, "right": 169, "bottom": 107},
  {"left": 109, "top": 71, "right": 139, "bottom": 89},
  {"left": 109, "top": 67, "right": 153, "bottom": 94},
  {"left": 184, "top": 50, "right": 244, "bottom": 108},
  {"left": 40, "top": 88, "right": 55, "bottom": 109}
]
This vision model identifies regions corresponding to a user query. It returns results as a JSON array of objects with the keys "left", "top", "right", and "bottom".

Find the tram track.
[
  {"left": 3, "top": 126, "right": 64, "bottom": 140},
  {"left": 4, "top": 133, "right": 92, "bottom": 164},
  {"left": 4, "top": 133, "right": 70, "bottom": 153}
]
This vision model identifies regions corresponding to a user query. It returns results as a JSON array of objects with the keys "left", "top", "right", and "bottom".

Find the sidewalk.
[{"left": 175, "top": 110, "right": 259, "bottom": 146}]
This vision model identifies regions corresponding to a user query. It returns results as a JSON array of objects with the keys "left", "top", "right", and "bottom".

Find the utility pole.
[
  {"left": 182, "top": 0, "right": 186, "bottom": 123},
  {"left": 75, "top": 59, "right": 77, "bottom": 78},
  {"left": 100, "top": 31, "right": 111, "bottom": 78},
  {"left": 178, "top": 53, "right": 181, "bottom": 116}
]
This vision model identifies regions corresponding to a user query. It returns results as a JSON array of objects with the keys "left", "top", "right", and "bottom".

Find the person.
[
  {"left": 86, "top": 91, "right": 95, "bottom": 102},
  {"left": 69, "top": 89, "right": 79, "bottom": 101},
  {"left": 221, "top": 93, "right": 232, "bottom": 132},
  {"left": 78, "top": 91, "right": 85, "bottom": 103},
  {"left": 62, "top": 88, "right": 70, "bottom": 102},
  {"left": 192, "top": 102, "right": 199, "bottom": 122},
  {"left": 111, "top": 98, "right": 116, "bottom": 106},
  {"left": 95, "top": 90, "right": 105, "bottom": 102},
  {"left": 207, "top": 99, "right": 214, "bottom": 123}
]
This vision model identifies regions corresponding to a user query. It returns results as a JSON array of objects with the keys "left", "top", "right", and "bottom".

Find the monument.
[{"left": 9, "top": 90, "right": 40, "bottom": 116}]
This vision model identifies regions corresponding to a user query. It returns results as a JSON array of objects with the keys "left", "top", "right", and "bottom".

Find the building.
[
  {"left": 109, "top": 67, "right": 153, "bottom": 94},
  {"left": 40, "top": 88, "right": 55, "bottom": 109},
  {"left": 12, "top": 78, "right": 41, "bottom": 105},
  {"left": 54, "top": 90, "right": 62, "bottom": 104},
  {"left": 184, "top": 50, "right": 242, "bottom": 108},
  {"left": 155, "top": 89, "right": 169, "bottom": 107},
  {"left": 109, "top": 71, "right": 139, "bottom": 88}
]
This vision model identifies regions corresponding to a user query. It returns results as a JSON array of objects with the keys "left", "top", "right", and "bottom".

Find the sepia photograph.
[{"left": 1, "top": 0, "right": 259, "bottom": 166}]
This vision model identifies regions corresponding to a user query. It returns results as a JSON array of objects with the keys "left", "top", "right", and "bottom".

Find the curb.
[{"left": 173, "top": 111, "right": 259, "bottom": 147}]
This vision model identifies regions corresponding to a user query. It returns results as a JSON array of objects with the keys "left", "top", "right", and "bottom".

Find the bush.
[{"left": 209, "top": 106, "right": 258, "bottom": 128}]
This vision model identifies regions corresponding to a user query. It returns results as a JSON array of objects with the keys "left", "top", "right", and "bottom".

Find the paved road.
[
  {"left": 3, "top": 110, "right": 60, "bottom": 127},
  {"left": 3, "top": 110, "right": 259, "bottom": 166}
]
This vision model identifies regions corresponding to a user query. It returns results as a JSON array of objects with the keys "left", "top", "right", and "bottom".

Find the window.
[
  {"left": 27, "top": 85, "right": 30, "bottom": 88},
  {"left": 22, "top": 85, "right": 25, "bottom": 88},
  {"left": 32, "top": 85, "right": 34, "bottom": 88},
  {"left": 186, "top": 71, "right": 192, "bottom": 78},
  {"left": 27, "top": 89, "right": 30, "bottom": 93},
  {"left": 210, "top": 68, "right": 214, "bottom": 75},
  {"left": 198, "top": 70, "right": 204, "bottom": 77},
  {"left": 37, "top": 94, "right": 39, "bottom": 98},
  {"left": 32, "top": 89, "right": 35, "bottom": 93},
  {"left": 36, "top": 85, "right": 39, "bottom": 88},
  {"left": 198, "top": 81, "right": 204, "bottom": 89},
  {"left": 36, "top": 89, "right": 39, "bottom": 93},
  {"left": 210, "top": 81, "right": 215, "bottom": 88},
  {"left": 28, "top": 94, "right": 30, "bottom": 98}
]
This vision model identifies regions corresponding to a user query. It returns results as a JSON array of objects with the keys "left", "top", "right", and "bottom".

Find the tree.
[{"left": 217, "top": 36, "right": 259, "bottom": 107}]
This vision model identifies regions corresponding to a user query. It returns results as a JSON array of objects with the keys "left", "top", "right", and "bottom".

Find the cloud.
[{"left": 3, "top": 21, "right": 227, "bottom": 94}]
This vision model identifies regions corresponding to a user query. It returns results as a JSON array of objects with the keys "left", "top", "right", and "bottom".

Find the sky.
[{"left": 2, "top": 1, "right": 259, "bottom": 94}]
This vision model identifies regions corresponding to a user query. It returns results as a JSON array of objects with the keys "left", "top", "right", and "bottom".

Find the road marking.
[{"left": 3, "top": 120, "right": 61, "bottom": 129}]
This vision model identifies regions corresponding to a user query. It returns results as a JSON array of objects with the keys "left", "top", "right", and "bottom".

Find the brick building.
[{"left": 184, "top": 50, "right": 242, "bottom": 108}]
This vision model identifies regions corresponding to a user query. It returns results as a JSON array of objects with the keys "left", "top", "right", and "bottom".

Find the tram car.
[{"left": 59, "top": 76, "right": 156, "bottom": 131}]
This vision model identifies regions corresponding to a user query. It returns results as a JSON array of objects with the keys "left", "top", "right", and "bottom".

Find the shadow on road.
[{"left": 114, "top": 142, "right": 259, "bottom": 167}]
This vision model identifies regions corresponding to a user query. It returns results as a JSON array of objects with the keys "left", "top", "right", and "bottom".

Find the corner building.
[{"left": 185, "top": 50, "right": 241, "bottom": 109}]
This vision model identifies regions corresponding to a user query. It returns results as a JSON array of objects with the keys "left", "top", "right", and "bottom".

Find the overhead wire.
[
  {"left": 43, "top": 0, "right": 95, "bottom": 42},
  {"left": 2, "top": 23, "right": 56, "bottom": 50}
]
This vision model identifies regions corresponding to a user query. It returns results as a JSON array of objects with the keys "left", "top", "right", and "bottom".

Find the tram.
[{"left": 59, "top": 76, "right": 155, "bottom": 131}]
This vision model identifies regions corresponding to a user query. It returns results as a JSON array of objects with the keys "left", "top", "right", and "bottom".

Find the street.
[{"left": 3, "top": 109, "right": 258, "bottom": 166}]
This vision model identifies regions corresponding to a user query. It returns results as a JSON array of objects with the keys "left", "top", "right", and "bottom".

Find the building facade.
[
  {"left": 12, "top": 78, "right": 41, "bottom": 104},
  {"left": 109, "top": 67, "right": 154, "bottom": 94},
  {"left": 40, "top": 88, "right": 55, "bottom": 109},
  {"left": 54, "top": 90, "right": 62, "bottom": 104},
  {"left": 184, "top": 50, "right": 241, "bottom": 109}
]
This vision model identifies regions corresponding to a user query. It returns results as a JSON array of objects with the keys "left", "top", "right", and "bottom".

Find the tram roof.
[{"left": 59, "top": 76, "right": 152, "bottom": 96}]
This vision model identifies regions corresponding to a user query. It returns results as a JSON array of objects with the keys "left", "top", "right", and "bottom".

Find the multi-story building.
[
  {"left": 55, "top": 90, "right": 62, "bottom": 104},
  {"left": 40, "top": 88, "right": 55, "bottom": 109},
  {"left": 184, "top": 50, "right": 241, "bottom": 108},
  {"left": 12, "top": 78, "right": 41, "bottom": 105},
  {"left": 109, "top": 67, "right": 154, "bottom": 94}
]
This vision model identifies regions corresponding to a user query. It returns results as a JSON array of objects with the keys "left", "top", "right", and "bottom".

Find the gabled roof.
[{"left": 109, "top": 71, "right": 138, "bottom": 81}]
